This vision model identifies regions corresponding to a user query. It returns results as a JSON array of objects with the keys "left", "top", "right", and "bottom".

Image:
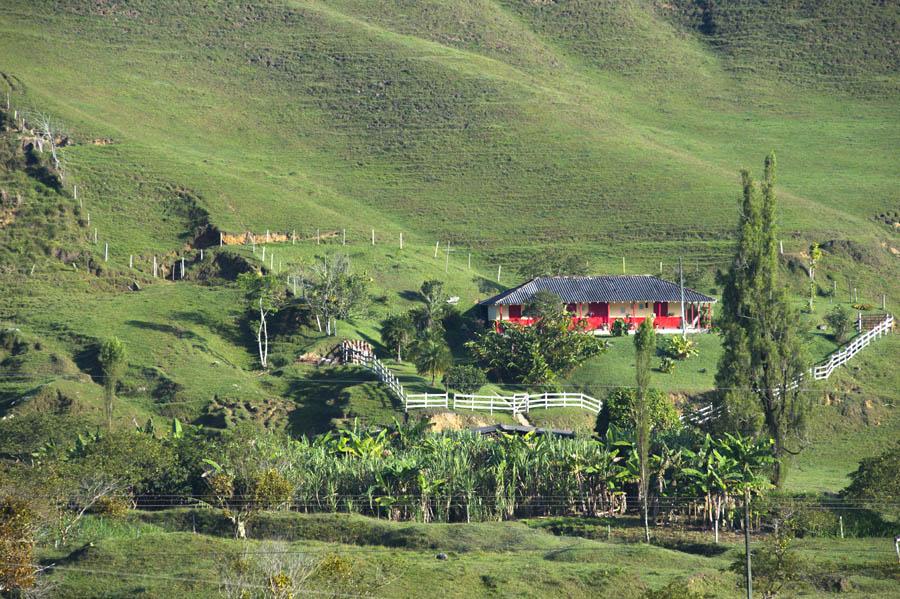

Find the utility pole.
[
  {"left": 744, "top": 488, "right": 753, "bottom": 599},
  {"left": 679, "top": 257, "right": 686, "bottom": 339}
]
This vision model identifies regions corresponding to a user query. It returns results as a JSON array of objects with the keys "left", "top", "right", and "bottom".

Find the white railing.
[
  {"left": 811, "top": 314, "right": 893, "bottom": 380},
  {"left": 682, "top": 314, "right": 893, "bottom": 425},
  {"left": 341, "top": 314, "right": 892, "bottom": 422},
  {"left": 452, "top": 392, "right": 602, "bottom": 415},
  {"left": 405, "top": 392, "right": 449, "bottom": 409}
]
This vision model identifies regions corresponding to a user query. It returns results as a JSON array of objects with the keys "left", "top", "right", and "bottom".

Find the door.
[
  {"left": 653, "top": 302, "right": 668, "bottom": 317},
  {"left": 507, "top": 304, "right": 522, "bottom": 319},
  {"left": 588, "top": 302, "right": 609, "bottom": 318}
]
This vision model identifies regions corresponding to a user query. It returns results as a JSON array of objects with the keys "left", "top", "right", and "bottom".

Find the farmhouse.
[{"left": 481, "top": 275, "right": 715, "bottom": 334}]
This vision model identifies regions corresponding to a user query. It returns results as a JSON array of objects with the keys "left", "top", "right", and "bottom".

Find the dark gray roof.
[
  {"left": 480, "top": 276, "right": 716, "bottom": 305},
  {"left": 471, "top": 424, "right": 575, "bottom": 438}
]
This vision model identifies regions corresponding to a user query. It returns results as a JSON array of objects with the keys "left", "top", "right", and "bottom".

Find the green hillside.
[
  {"left": 1, "top": 4, "right": 899, "bottom": 595},
  {"left": 0, "top": 0, "right": 897, "bottom": 485}
]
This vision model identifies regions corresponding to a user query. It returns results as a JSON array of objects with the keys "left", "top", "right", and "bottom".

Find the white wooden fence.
[
  {"left": 343, "top": 313, "right": 893, "bottom": 421},
  {"left": 811, "top": 314, "right": 893, "bottom": 380},
  {"left": 682, "top": 313, "right": 894, "bottom": 425},
  {"left": 451, "top": 392, "right": 601, "bottom": 415}
]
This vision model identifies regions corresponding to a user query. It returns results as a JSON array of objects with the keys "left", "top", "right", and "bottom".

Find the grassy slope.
[
  {"left": 40, "top": 511, "right": 900, "bottom": 598},
  {"left": 0, "top": 0, "right": 896, "bottom": 488}
]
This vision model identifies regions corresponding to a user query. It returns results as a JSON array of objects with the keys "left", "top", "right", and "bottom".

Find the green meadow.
[{"left": 0, "top": 2, "right": 897, "bottom": 594}]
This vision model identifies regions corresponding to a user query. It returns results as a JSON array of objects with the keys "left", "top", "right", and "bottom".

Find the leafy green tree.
[
  {"left": 381, "top": 313, "right": 416, "bottom": 361},
  {"left": 602, "top": 388, "right": 679, "bottom": 434},
  {"left": 715, "top": 153, "right": 809, "bottom": 487},
  {"left": 442, "top": 365, "right": 487, "bottom": 393},
  {"left": 299, "top": 254, "right": 369, "bottom": 337},
  {"left": 202, "top": 427, "right": 296, "bottom": 539},
  {"left": 98, "top": 337, "right": 126, "bottom": 430},
  {"left": 524, "top": 290, "right": 566, "bottom": 324},
  {"left": 824, "top": 305, "right": 851, "bottom": 343},
  {"left": 842, "top": 441, "right": 899, "bottom": 522},
  {"left": 633, "top": 317, "right": 655, "bottom": 542},
  {"left": 412, "top": 333, "right": 453, "bottom": 385},
  {"left": 467, "top": 316, "right": 606, "bottom": 386},
  {"left": 730, "top": 523, "right": 804, "bottom": 599},
  {"left": 237, "top": 271, "right": 283, "bottom": 368}
]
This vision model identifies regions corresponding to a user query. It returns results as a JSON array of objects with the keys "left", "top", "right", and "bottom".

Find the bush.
[
  {"left": 442, "top": 365, "right": 487, "bottom": 393},
  {"left": 610, "top": 318, "right": 630, "bottom": 337},
  {"left": 90, "top": 495, "right": 131, "bottom": 518},
  {"left": 850, "top": 303, "right": 873, "bottom": 311},
  {"left": 0, "top": 495, "right": 37, "bottom": 593},
  {"left": 730, "top": 526, "right": 806, "bottom": 598},
  {"left": 824, "top": 305, "right": 851, "bottom": 343},
  {"left": 665, "top": 336, "right": 698, "bottom": 360},
  {"left": 843, "top": 441, "right": 900, "bottom": 522},
  {"left": 604, "top": 388, "right": 679, "bottom": 433},
  {"left": 642, "top": 578, "right": 709, "bottom": 599},
  {"left": 659, "top": 357, "right": 676, "bottom": 373}
]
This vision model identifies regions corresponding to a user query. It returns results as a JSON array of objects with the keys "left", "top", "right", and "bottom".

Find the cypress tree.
[{"left": 716, "top": 153, "right": 809, "bottom": 487}]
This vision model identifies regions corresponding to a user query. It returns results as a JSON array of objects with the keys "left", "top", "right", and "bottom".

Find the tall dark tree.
[
  {"left": 633, "top": 317, "right": 655, "bottom": 542},
  {"left": 715, "top": 153, "right": 809, "bottom": 487}
]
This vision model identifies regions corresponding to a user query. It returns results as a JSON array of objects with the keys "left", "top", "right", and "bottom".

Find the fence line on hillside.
[
  {"left": 681, "top": 313, "right": 895, "bottom": 424},
  {"left": 339, "top": 341, "right": 603, "bottom": 416},
  {"left": 343, "top": 313, "right": 894, "bottom": 424},
  {"left": 811, "top": 314, "right": 893, "bottom": 380}
]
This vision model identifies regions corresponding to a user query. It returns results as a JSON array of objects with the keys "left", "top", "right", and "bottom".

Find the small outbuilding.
[{"left": 480, "top": 275, "right": 715, "bottom": 334}]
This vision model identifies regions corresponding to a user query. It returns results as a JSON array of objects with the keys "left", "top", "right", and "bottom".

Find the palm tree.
[
  {"left": 413, "top": 333, "right": 453, "bottom": 385},
  {"left": 381, "top": 313, "right": 416, "bottom": 361}
]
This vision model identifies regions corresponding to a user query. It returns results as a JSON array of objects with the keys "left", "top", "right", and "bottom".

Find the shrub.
[
  {"left": 730, "top": 525, "right": 806, "bottom": 598},
  {"left": 604, "top": 388, "right": 679, "bottom": 433},
  {"left": 642, "top": 578, "right": 708, "bottom": 599},
  {"left": 824, "top": 305, "right": 851, "bottom": 343},
  {"left": 665, "top": 336, "right": 698, "bottom": 360},
  {"left": 0, "top": 496, "right": 37, "bottom": 593},
  {"left": 442, "top": 365, "right": 487, "bottom": 393},
  {"left": 610, "top": 318, "right": 630, "bottom": 337},
  {"left": 850, "top": 303, "right": 872, "bottom": 311},
  {"left": 659, "top": 357, "right": 676, "bottom": 374},
  {"left": 90, "top": 495, "right": 131, "bottom": 518},
  {"left": 843, "top": 441, "right": 900, "bottom": 522}
]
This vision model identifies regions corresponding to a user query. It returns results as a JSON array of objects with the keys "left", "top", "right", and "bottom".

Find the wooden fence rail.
[
  {"left": 812, "top": 314, "right": 893, "bottom": 380},
  {"left": 681, "top": 313, "right": 894, "bottom": 424},
  {"left": 344, "top": 314, "right": 893, "bottom": 423}
]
